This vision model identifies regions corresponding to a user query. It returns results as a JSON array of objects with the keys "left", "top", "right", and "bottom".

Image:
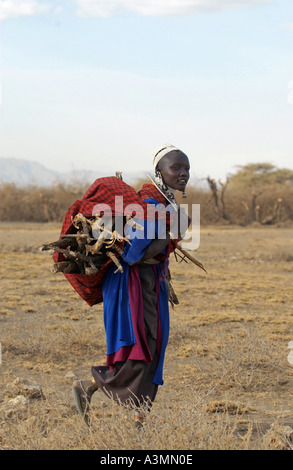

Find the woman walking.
[{"left": 73, "top": 144, "right": 190, "bottom": 427}]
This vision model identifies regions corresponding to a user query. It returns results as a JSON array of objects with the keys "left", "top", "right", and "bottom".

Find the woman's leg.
[{"left": 91, "top": 265, "right": 159, "bottom": 409}]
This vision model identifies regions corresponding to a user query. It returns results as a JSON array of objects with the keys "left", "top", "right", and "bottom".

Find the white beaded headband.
[{"left": 152, "top": 144, "right": 179, "bottom": 171}]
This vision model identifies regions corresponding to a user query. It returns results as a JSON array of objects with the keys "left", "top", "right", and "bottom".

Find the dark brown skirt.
[{"left": 91, "top": 265, "right": 159, "bottom": 409}]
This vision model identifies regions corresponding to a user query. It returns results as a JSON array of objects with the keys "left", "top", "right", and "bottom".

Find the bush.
[
  {"left": 0, "top": 163, "right": 293, "bottom": 226},
  {"left": 0, "top": 182, "right": 88, "bottom": 222}
]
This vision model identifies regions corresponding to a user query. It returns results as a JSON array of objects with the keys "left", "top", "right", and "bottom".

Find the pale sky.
[{"left": 0, "top": 0, "right": 293, "bottom": 182}]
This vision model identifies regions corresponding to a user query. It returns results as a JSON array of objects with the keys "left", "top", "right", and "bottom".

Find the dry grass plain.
[{"left": 0, "top": 222, "right": 292, "bottom": 450}]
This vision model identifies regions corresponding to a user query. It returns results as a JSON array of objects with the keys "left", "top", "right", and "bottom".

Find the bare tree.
[
  {"left": 207, "top": 176, "right": 231, "bottom": 221},
  {"left": 251, "top": 191, "right": 262, "bottom": 222},
  {"left": 207, "top": 176, "right": 219, "bottom": 212},
  {"left": 261, "top": 198, "right": 283, "bottom": 225},
  {"left": 219, "top": 178, "right": 230, "bottom": 221}
]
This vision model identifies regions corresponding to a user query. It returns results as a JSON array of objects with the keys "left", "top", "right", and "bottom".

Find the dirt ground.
[{"left": 0, "top": 222, "right": 292, "bottom": 450}]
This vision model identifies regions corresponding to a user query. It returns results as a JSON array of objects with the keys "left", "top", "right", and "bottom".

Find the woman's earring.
[
  {"left": 182, "top": 190, "right": 187, "bottom": 198},
  {"left": 155, "top": 169, "right": 166, "bottom": 189}
]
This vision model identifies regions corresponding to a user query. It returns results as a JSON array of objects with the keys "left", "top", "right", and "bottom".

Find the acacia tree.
[
  {"left": 229, "top": 163, "right": 293, "bottom": 188},
  {"left": 207, "top": 163, "right": 293, "bottom": 224},
  {"left": 228, "top": 163, "right": 293, "bottom": 224}
]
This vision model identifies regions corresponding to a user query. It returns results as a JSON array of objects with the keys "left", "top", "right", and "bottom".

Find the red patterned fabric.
[
  {"left": 53, "top": 178, "right": 176, "bottom": 306},
  {"left": 57, "top": 177, "right": 151, "bottom": 236},
  {"left": 138, "top": 183, "right": 168, "bottom": 206}
]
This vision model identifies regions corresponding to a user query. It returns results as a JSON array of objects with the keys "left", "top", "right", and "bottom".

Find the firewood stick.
[
  {"left": 106, "top": 251, "right": 123, "bottom": 273},
  {"left": 112, "top": 244, "right": 124, "bottom": 256},
  {"left": 176, "top": 246, "right": 207, "bottom": 273},
  {"left": 42, "top": 237, "right": 77, "bottom": 250},
  {"left": 81, "top": 220, "right": 90, "bottom": 238},
  {"left": 51, "top": 261, "right": 77, "bottom": 273},
  {"left": 60, "top": 234, "right": 96, "bottom": 240},
  {"left": 63, "top": 264, "right": 79, "bottom": 273},
  {"left": 48, "top": 246, "right": 97, "bottom": 270},
  {"left": 61, "top": 227, "right": 131, "bottom": 245}
]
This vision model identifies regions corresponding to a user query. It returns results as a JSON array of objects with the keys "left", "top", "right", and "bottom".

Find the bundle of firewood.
[
  {"left": 42, "top": 211, "right": 207, "bottom": 279},
  {"left": 42, "top": 213, "right": 136, "bottom": 275}
]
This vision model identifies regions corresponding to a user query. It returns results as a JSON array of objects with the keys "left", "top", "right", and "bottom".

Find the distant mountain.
[
  {"left": 0, "top": 157, "right": 119, "bottom": 187},
  {"left": 0, "top": 157, "right": 66, "bottom": 186}
]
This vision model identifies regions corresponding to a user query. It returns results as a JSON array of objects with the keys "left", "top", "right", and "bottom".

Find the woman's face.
[{"left": 157, "top": 150, "right": 190, "bottom": 192}]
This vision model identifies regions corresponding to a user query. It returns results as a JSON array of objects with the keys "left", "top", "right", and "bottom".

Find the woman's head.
[{"left": 153, "top": 144, "right": 190, "bottom": 192}]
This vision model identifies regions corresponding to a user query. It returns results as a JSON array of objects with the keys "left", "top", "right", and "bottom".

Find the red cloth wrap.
[{"left": 53, "top": 178, "right": 177, "bottom": 306}]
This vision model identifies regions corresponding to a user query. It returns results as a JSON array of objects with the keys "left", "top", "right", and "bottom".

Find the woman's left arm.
[{"left": 141, "top": 232, "right": 171, "bottom": 261}]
